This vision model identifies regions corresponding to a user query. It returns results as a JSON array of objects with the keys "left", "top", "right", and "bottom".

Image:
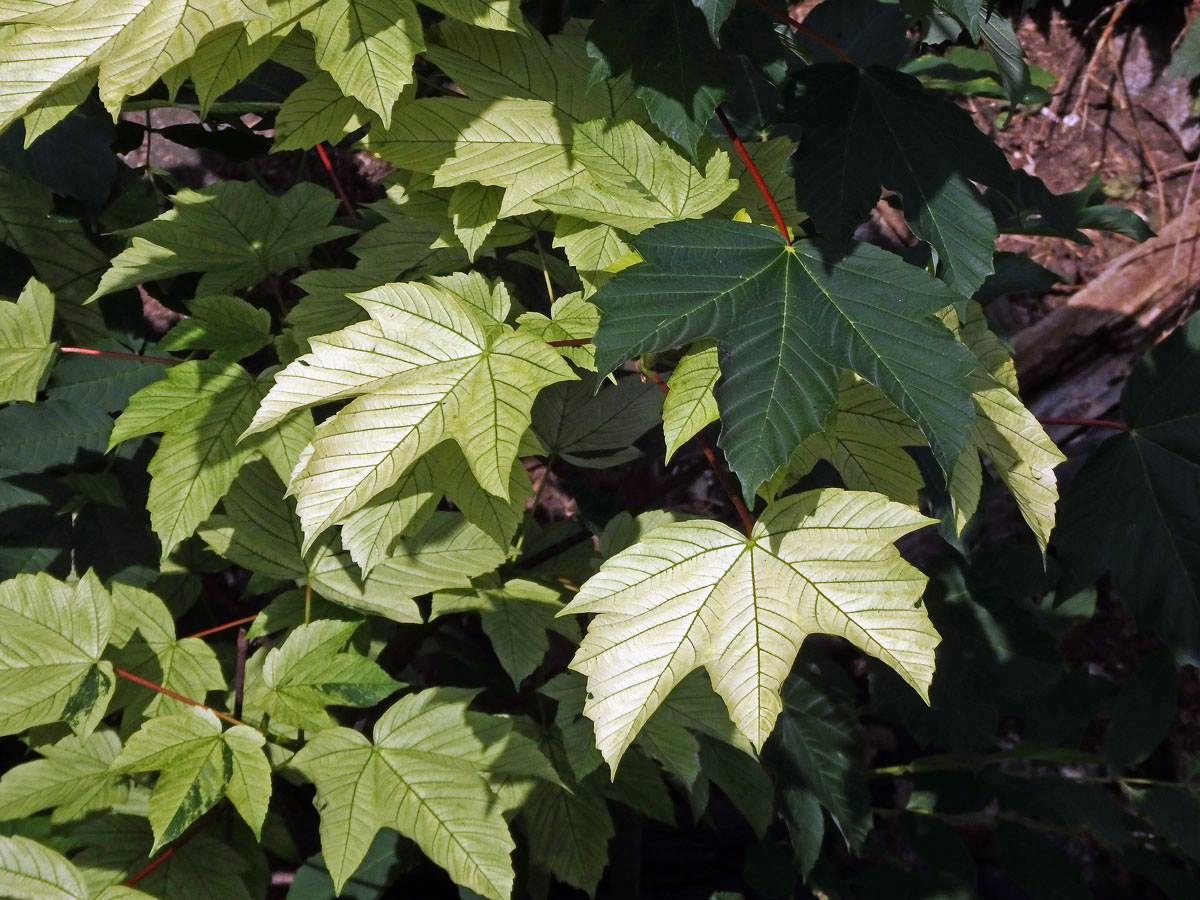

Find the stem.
[
  {"left": 644, "top": 367, "right": 755, "bottom": 535},
  {"left": 715, "top": 107, "right": 792, "bottom": 245},
  {"left": 59, "top": 346, "right": 178, "bottom": 365},
  {"left": 315, "top": 142, "right": 359, "bottom": 218},
  {"left": 1038, "top": 416, "right": 1128, "bottom": 432},
  {"left": 114, "top": 668, "right": 248, "bottom": 728},
  {"left": 546, "top": 337, "right": 592, "bottom": 347},
  {"left": 233, "top": 627, "right": 248, "bottom": 723},
  {"left": 124, "top": 804, "right": 226, "bottom": 887},
  {"left": 264, "top": 270, "right": 288, "bottom": 317},
  {"left": 185, "top": 614, "right": 257, "bottom": 640},
  {"left": 744, "top": 0, "right": 856, "bottom": 65},
  {"left": 304, "top": 578, "right": 312, "bottom": 626},
  {"left": 513, "top": 458, "right": 554, "bottom": 556},
  {"left": 534, "top": 233, "right": 557, "bottom": 305}
]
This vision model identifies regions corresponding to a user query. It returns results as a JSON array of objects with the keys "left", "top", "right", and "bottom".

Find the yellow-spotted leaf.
[
  {"left": 110, "top": 707, "right": 270, "bottom": 852},
  {"left": 0, "top": 572, "right": 114, "bottom": 739}
]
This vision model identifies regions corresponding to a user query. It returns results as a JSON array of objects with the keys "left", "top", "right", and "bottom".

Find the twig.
[
  {"left": 716, "top": 107, "right": 793, "bottom": 244},
  {"left": 546, "top": 337, "right": 592, "bottom": 347},
  {"left": 1108, "top": 34, "right": 1168, "bottom": 228},
  {"left": 59, "top": 346, "right": 178, "bottom": 365},
  {"left": 643, "top": 367, "right": 755, "bottom": 535},
  {"left": 1038, "top": 416, "right": 1127, "bottom": 431},
  {"left": 233, "top": 627, "right": 248, "bottom": 722},
  {"left": 114, "top": 667, "right": 248, "bottom": 728},
  {"left": 185, "top": 614, "right": 257, "bottom": 640},
  {"left": 1071, "top": 0, "right": 1131, "bottom": 119},
  {"left": 744, "top": 0, "right": 855, "bottom": 65},
  {"left": 315, "top": 142, "right": 359, "bottom": 218}
]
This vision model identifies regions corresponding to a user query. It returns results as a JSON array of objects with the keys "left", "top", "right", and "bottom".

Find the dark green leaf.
[
  {"left": 995, "top": 822, "right": 1093, "bottom": 900},
  {"left": 287, "top": 829, "right": 416, "bottom": 900},
  {"left": 1057, "top": 317, "right": 1200, "bottom": 663},
  {"left": 591, "top": 219, "right": 977, "bottom": 498},
  {"left": 586, "top": 0, "right": 728, "bottom": 158},
  {"left": 693, "top": 0, "right": 736, "bottom": 42},
  {"left": 1166, "top": 16, "right": 1200, "bottom": 81},
  {"left": 0, "top": 399, "right": 112, "bottom": 473},
  {"left": 793, "top": 0, "right": 912, "bottom": 67},
  {"left": 1136, "top": 788, "right": 1200, "bottom": 864},
  {"left": 1104, "top": 649, "right": 1177, "bottom": 769},
  {"left": 787, "top": 64, "right": 1012, "bottom": 295},
  {"left": 763, "top": 675, "right": 872, "bottom": 849}
]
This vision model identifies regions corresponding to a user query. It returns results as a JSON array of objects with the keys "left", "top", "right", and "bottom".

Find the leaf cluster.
[{"left": 0, "top": 1, "right": 1192, "bottom": 900}]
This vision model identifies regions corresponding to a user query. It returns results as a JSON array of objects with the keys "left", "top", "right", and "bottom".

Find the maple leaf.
[
  {"left": 590, "top": 219, "right": 978, "bottom": 499},
  {"left": 246, "top": 619, "right": 402, "bottom": 731},
  {"left": 108, "top": 360, "right": 308, "bottom": 559},
  {"left": 290, "top": 687, "right": 556, "bottom": 898},
  {"left": 244, "top": 277, "right": 574, "bottom": 547},
  {"left": 366, "top": 20, "right": 642, "bottom": 216},
  {"left": 0, "top": 572, "right": 114, "bottom": 738},
  {"left": 787, "top": 64, "right": 1013, "bottom": 295},
  {"left": 560, "top": 489, "right": 938, "bottom": 766},
  {"left": 0, "top": 730, "right": 127, "bottom": 823},
  {"left": 0, "top": 0, "right": 268, "bottom": 130},
  {"left": 110, "top": 707, "right": 271, "bottom": 852},
  {"left": 0, "top": 278, "right": 55, "bottom": 404},
  {"left": 86, "top": 182, "right": 355, "bottom": 302}
]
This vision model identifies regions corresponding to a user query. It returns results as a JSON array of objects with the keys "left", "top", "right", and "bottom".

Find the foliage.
[{"left": 0, "top": 1, "right": 1190, "bottom": 899}]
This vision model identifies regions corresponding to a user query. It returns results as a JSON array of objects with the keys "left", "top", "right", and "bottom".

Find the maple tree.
[{"left": 0, "top": 0, "right": 1195, "bottom": 898}]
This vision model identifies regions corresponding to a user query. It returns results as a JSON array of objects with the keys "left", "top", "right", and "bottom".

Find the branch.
[
  {"left": 59, "top": 346, "right": 178, "bottom": 365},
  {"left": 315, "top": 142, "right": 359, "bottom": 218},
  {"left": 743, "top": 0, "right": 856, "bottom": 65},
  {"left": 643, "top": 366, "right": 756, "bottom": 535},
  {"left": 113, "top": 667, "right": 248, "bottom": 728},
  {"left": 715, "top": 107, "right": 792, "bottom": 245},
  {"left": 185, "top": 614, "right": 257, "bottom": 640},
  {"left": 546, "top": 337, "right": 593, "bottom": 347},
  {"left": 1038, "top": 416, "right": 1128, "bottom": 432}
]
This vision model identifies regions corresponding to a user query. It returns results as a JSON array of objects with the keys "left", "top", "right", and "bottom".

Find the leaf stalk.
[{"left": 715, "top": 108, "right": 793, "bottom": 245}]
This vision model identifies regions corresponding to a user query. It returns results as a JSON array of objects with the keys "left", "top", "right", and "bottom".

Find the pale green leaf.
[
  {"left": 87, "top": 182, "right": 355, "bottom": 302},
  {"left": 948, "top": 304, "right": 1064, "bottom": 548},
  {"left": 309, "top": 513, "right": 505, "bottom": 621},
  {"left": 158, "top": 295, "right": 272, "bottom": 362},
  {"left": 516, "top": 292, "right": 598, "bottom": 369},
  {"left": 303, "top": 0, "right": 421, "bottom": 124},
  {"left": 712, "top": 136, "right": 802, "bottom": 228},
  {"left": 0, "top": 730, "right": 126, "bottom": 824},
  {"left": 663, "top": 339, "right": 720, "bottom": 463},
  {"left": 107, "top": 583, "right": 227, "bottom": 722},
  {"left": 0, "top": 572, "right": 114, "bottom": 738},
  {"left": 291, "top": 688, "right": 556, "bottom": 898},
  {"left": 369, "top": 21, "right": 641, "bottom": 216},
  {"left": 249, "top": 619, "right": 402, "bottom": 731},
  {"left": 535, "top": 121, "right": 737, "bottom": 232},
  {"left": 111, "top": 707, "right": 271, "bottom": 851},
  {"left": 185, "top": 22, "right": 280, "bottom": 115},
  {"left": 552, "top": 217, "right": 634, "bottom": 295},
  {"left": 0, "top": 835, "right": 88, "bottom": 900},
  {"left": 561, "top": 490, "right": 938, "bottom": 765},
  {"left": 0, "top": 0, "right": 267, "bottom": 129},
  {"left": 421, "top": 0, "right": 529, "bottom": 32},
  {"left": 108, "top": 361, "right": 270, "bottom": 559},
  {"left": 21, "top": 76, "right": 95, "bottom": 147},
  {"left": 522, "top": 781, "right": 613, "bottom": 896},
  {"left": 449, "top": 182, "right": 502, "bottom": 261},
  {"left": 271, "top": 72, "right": 366, "bottom": 152},
  {"left": 432, "top": 578, "right": 566, "bottom": 687},
  {"left": 246, "top": 279, "right": 573, "bottom": 546},
  {"left": 762, "top": 376, "right": 925, "bottom": 507},
  {"left": 0, "top": 278, "right": 55, "bottom": 403}
]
